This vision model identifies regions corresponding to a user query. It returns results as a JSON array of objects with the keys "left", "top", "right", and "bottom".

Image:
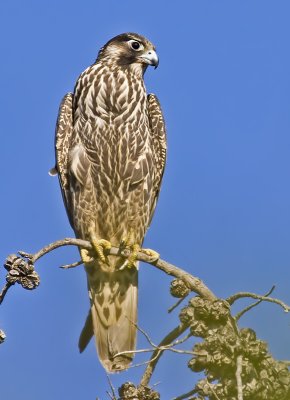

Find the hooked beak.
[{"left": 139, "top": 49, "right": 159, "bottom": 69}]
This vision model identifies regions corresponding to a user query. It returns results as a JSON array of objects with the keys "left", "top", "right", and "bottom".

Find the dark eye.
[
  {"left": 131, "top": 41, "right": 140, "bottom": 50},
  {"left": 128, "top": 40, "right": 144, "bottom": 51}
]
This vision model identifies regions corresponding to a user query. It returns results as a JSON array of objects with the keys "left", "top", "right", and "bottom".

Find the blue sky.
[{"left": 1, "top": 1, "right": 290, "bottom": 399}]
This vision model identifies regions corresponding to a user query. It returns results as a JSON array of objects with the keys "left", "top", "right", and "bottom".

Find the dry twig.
[
  {"left": 235, "top": 286, "right": 275, "bottom": 321},
  {"left": 236, "top": 354, "right": 243, "bottom": 400},
  {"left": 1, "top": 237, "right": 215, "bottom": 305},
  {"left": 227, "top": 291, "right": 290, "bottom": 313}
]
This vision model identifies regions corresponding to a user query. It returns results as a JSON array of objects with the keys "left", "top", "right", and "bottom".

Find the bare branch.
[
  {"left": 60, "top": 260, "right": 83, "bottom": 269},
  {"left": 106, "top": 375, "right": 117, "bottom": 400},
  {"left": 140, "top": 323, "right": 188, "bottom": 387},
  {"left": 171, "top": 332, "right": 192, "bottom": 346},
  {"left": 135, "top": 323, "right": 156, "bottom": 347},
  {"left": 168, "top": 297, "right": 186, "bottom": 313},
  {"left": 1, "top": 236, "right": 216, "bottom": 312},
  {"left": 227, "top": 291, "right": 290, "bottom": 312},
  {"left": 236, "top": 355, "right": 243, "bottom": 400},
  {"left": 126, "top": 351, "right": 162, "bottom": 370},
  {"left": 280, "top": 360, "right": 290, "bottom": 366},
  {"left": 172, "top": 387, "right": 197, "bottom": 400},
  {"left": 13, "top": 237, "right": 216, "bottom": 300},
  {"left": 0, "top": 282, "right": 12, "bottom": 305},
  {"left": 209, "top": 384, "right": 221, "bottom": 400},
  {"left": 29, "top": 237, "right": 92, "bottom": 263},
  {"left": 113, "top": 326, "right": 194, "bottom": 361},
  {"left": 114, "top": 346, "right": 195, "bottom": 360},
  {"left": 235, "top": 286, "right": 275, "bottom": 321}
]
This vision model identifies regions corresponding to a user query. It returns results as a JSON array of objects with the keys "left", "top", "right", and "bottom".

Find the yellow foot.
[
  {"left": 126, "top": 243, "right": 140, "bottom": 268},
  {"left": 91, "top": 238, "right": 112, "bottom": 262},
  {"left": 80, "top": 248, "right": 93, "bottom": 264},
  {"left": 141, "top": 248, "right": 160, "bottom": 263}
]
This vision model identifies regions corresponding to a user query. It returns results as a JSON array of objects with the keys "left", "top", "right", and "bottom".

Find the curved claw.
[
  {"left": 126, "top": 244, "right": 140, "bottom": 268},
  {"left": 80, "top": 248, "right": 93, "bottom": 264},
  {"left": 92, "top": 239, "right": 112, "bottom": 262}
]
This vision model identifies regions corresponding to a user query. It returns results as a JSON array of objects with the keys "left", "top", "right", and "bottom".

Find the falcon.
[{"left": 52, "top": 33, "right": 167, "bottom": 372}]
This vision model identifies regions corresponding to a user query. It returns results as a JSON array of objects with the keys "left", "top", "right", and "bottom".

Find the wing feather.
[
  {"left": 54, "top": 92, "right": 75, "bottom": 226},
  {"left": 147, "top": 93, "right": 167, "bottom": 224}
]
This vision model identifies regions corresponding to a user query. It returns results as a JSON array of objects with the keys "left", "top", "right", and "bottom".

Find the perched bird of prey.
[{"left": 52, "top": 33, "right": 167, "bottom": 372}]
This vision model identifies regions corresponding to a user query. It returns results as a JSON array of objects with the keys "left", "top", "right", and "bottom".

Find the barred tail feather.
[{"left": 79, "top": 263, "right": 138, "bottom": 372}]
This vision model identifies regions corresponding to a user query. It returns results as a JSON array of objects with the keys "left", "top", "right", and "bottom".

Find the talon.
[
  {"left": 127, "top": 244, "right": 140, "bottom": 268},
  {"left": 92, "top": 239, "right": 112, "bottom": 262},
  {"left": 80, "top": 248, "right": 93, "bottom": 264},
  {"left": 141, "top": 248, "right": 160, "bottom": 262}
]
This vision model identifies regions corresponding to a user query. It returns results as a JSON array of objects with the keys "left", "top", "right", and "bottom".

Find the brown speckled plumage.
[{"left": 54, "top": 33, "right": 166, "bottom": 372}]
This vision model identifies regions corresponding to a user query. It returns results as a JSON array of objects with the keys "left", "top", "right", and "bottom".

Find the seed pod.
[
  {"left": 4, "top": 254, "right": 40, "bottom": 290},
  {"left": 170, "top": 278, "right": 190, "bottom": 298},
  {"left": 179, "top": 306, "right": 195, "bottom": 325}
]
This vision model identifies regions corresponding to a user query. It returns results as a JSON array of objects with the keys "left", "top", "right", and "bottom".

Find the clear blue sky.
[{"left": 1, "top": 1, "right": 290, "bottom": 399}]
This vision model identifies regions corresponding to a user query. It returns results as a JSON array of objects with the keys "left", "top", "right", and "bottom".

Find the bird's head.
[{"left": 97, "top": 33, "right": 159, "bottom": 74}]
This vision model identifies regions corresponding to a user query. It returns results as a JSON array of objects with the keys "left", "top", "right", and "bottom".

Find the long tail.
[{"left": 79, "top": 263, "right": 138, "bottom": 372}]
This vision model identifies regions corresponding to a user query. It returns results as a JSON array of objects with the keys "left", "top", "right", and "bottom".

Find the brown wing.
[
  {"left": 147, "top": 93, "right": 167, "bottom": 225},
  {"left": 54, "top": 92, "right": 75, "bottom": 226}
]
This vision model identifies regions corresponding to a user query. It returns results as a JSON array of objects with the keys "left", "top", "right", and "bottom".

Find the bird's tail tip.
[{"left": 102, "top": 354, "right": 134, "bottom": 373}]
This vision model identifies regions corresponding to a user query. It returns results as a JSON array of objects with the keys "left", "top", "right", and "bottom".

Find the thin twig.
[
  {"left": 114, "top": 347, "right": 195, "bottom": 359},
  {"left": 60, "top": 260, "right": 84, "bottom": 269},
  {"left": 280, "top": 360, "right": 290, "bottom": 366},
  {"left": 17, "top": 237, "right": 215, "bottom": 300},
  {"left": 227, "top": 291, "right": 290, "bottom": 312},
  {"left": 209, "top": 385, "right": 221, "bottom": 400},
  {"left": 106, "top": 392, "right": 114, "bottom": 400},
  {"left": 168, "top": 297, "right": 186, "bottom": 313},
  {"left": 0, "top": 236, "right": 217, "bottom": 309},
  {"left": 113, "top": 329, "right": 193, "bottom": 371},
  {"left": 171, "top": 332, "right": 192, "bottom": 346},
  {"left": 29, "top": 238, "right": 92, "bottom": 263},
  {"left": 140, "top": 323, "right": 188, "bottom": 387},
  {"left": 236, "top": 355, "right": 243, "bottom": 400},
  {"left": 106, "top": 375, "right": 117, "bottom": 400},
  {"left": 0, "top": 237, "right": 216, "bottom": 308},
  {"left": 113, "top": 326, "right": 194, "bottom": 359},
  {"left": 128, "top": 351, "right": 162, "bottom": 370},
  {"left": 0, "top": 282, "right": 12, "bottom": 305},
  {"left": 135, "top": 323, "right": 156, "bottom": 347},
  {"left": 172, "top": 387, "right": 197, "bottom": 400},
  {"left": 235, "top": 286, "right": 275, "bottom": 321}
]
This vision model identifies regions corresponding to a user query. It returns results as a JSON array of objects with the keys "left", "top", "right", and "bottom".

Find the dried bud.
[
  {"left": 170, "top": 279, "right": 190, "bottom": 298},
  {"left": 210, "top": 300, "right": 230, "bottom": 323},
  {"left": 137, "top": 385, "right": 160, "bottom": 400},
  {"left": 188, "top": 355, "right": 208, "bottom": 372},
  {"left": 243, "top": 339, "right": 268, "bottom": 362},
  {"left": 118, "top": 383, "right": 160, "bottom": 400},
  {"left": 240, "top": 328, "right": 257, "bottom": 342},
  {"left": 4, "top": 254, "right": 40, "bottom": 290},
  {"left": 179, "top": 306, "right": 195, "bottom": 325},
  {"left": 195, "top": 379, "right": 212, "bottom": 395},
  {"left": 118, "top": 382, "right": 138, "bottom": 399},
  {"left": 188, "top": 297, "right": 230, "bottom": 327},
  {"left": 189, "top": 297, "right": 208, "bottom": 318},
  {"left": 190, "top": 320, "right": 208, "bottom": 337}
]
